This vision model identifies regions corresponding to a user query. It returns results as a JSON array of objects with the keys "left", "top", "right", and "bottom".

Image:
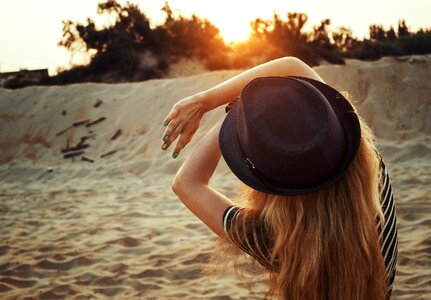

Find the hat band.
[
  {"left": 236, "top": 128, "right": 290, "bottom": 192},
  {"left": 243, "top": 157, "right": 282, "bottom": 192}
]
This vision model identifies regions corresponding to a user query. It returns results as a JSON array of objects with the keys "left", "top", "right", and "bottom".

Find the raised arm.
[
  {"left": 161, "top": 56, "right": 322, "bottom": 158},
  {"left": 168, "top": 57, "right": 322, "bottom": 238},
  {"left": 198, "top": 56, "right": 323, "bottom": 112}
]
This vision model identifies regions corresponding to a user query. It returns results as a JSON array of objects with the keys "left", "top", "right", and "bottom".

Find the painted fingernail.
[
  {"left": 163, "top": 135, "right": 169, "bottom": 141},
  {"left": 172, "top": 152, "right": 179, "bottom": 159},
  {"left": 161, "top": 143, "right": 168, "bottom": 150},
  {"left": 163, "top": 120, "right": 169, "bottom": 126}
]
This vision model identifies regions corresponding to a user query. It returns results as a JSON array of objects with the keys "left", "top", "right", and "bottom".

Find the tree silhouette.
[
  {"left": 345, "top": 19, "right": 431, "bottom": 60},
  {"left": 39, "top": 2, "right": 431, "bottom": 87},
  {"left": 247, "top": 13, "right": 344, "bottom": 66},
  {"left": 311, "top": 19, "right": 345, "bottom": 64},
  {"left": 57, "top": 0, "right": 166, "bottom": 83},
  {"left": 332, "top": 27, "right": 358, "bottom": 54},
  {"left": 397, "top": 20, "right": 410, "bottom": 37},
  {"left": 54, "top": 0, "right": 229, "bottom": 84},
  {"left": 158, "top": 2, "right": 229, "bottom": 69},
  {"left": 369, "top": 25, "right": 387, "bottom": 41}
]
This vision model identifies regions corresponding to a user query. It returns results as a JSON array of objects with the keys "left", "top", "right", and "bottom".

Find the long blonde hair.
[{"left": 207, "top": 116, "right": 388, "bottom": 299}]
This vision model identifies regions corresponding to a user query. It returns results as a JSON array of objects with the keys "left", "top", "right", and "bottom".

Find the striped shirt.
[{"left": 223, "top": 156, "right": 398, "bottom": 297}]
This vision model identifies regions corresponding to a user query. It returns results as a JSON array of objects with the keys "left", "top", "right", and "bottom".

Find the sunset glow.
[
  {"left": 0, "top": 0, "right": 430, "bottom": 73},
  {"left": 189, "top": 1, "right": 269, "bottom": 43},
  {"left": 217, "top": 21, "right": 252, "bottom": 43}
]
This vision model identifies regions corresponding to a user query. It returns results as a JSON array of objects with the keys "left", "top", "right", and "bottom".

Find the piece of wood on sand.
[
  {"left": 73, "top": 119, "right": 91, "bottom": 127},
  {"left": 86, "top": 117, "right": 106, "bottom": 128},
  {"left": 100, "top": 149, "right": 119, "bottom": 158},
  {"left": 77, "top": 134, "right": 96, "bottom": 146},
  {"left": 63, "top": 151, "right": 85, "bottom": 159},
  {"left": 111, "top": 129, "right": 122, "bottom": 140},
  {"left": 94, "top": 99, "right": 103, "bottom": 108},
  {"left": 55, "top": 125, "right": 72, "bottom": 136},
  {"left": 82, "top": 156, "right": 95, "bottom": 163},
  {"left": 61, "top": 143, "right": 90, "bottom": 154}
]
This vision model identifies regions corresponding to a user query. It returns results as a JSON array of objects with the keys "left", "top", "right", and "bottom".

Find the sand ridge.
[{"left": 0, "top": 56, "right": 430, "bottom": 299}]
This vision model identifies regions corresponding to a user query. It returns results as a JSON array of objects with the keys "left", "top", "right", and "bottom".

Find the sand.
[{"left": 0, "top": 55, "right": 430, "bottom": 299}]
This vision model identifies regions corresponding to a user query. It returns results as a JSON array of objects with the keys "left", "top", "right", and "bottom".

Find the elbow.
[
  {"left": 171, "top": 176, "right": 183, "bottom": 195},
  {"left": 171, "top": 174, "right": 192, "bottom": 196},
  {"left": 275, "top": 56, "right": 304, "bottom": 65},
  {"left": 171, "top": 175, "right": 206, "bottom": 199},
  {"left": 281, "top": 56, "right": 309, "bottom": 70},
  {"left": 274, "top": 56, "right": 322, "bottom": 81},
  {"left": 171, "top": 176, "right": 194, "bottom": 207}
]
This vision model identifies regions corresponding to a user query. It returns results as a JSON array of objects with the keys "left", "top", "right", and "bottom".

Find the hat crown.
[
  {"left": 219, "top": 75, "right": 361, "bottom": 196},
  {"left": 237, "top": 77, "right": 347, "bottom": 189},
  {"left": 240, "top": 77, "right": 331, "bottom": 154}
]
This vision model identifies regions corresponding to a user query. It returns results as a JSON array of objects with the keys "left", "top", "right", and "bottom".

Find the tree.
[
  {"left": 333, "top": 27, "right": 358, "bottom": 53},
  {"left": 311, "top": 19, "right": 345, "bottom": 64},
  {"left": 158, "top": 2, "right": 229, "bottom": 69},
  {"left": 54, "top": 0, "right": 231, "bottom": 83},
  {"left": 397, "top": 20, "right": 410, "bottom": 37},
  {"left": 369, "top": 25, "right": 386, "bottom": 41},
  {"left": 248, "top": 13, "right": 320, "bottom": 65},
  {"left": 57, "top": 0, "right": 166, "bottom": 83}
]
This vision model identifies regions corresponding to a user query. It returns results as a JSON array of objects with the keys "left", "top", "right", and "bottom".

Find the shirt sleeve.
[
  {"left": 222, "top": 205, "right": 279, "bottom": 271},
  {"left": 377, "top": 158, "right": 398, "bottom": 298}
]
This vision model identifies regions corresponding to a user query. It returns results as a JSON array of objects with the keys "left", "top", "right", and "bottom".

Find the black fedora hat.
[{"left": 218, "top": 76, "right": 361, "bottom": 196}]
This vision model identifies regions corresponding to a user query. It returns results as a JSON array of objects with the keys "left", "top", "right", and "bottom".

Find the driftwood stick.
[
  {"left": 73, "top": 119, "right": 90, "bottom": 127},
  {"left": 94, "top": 99, "right": 103, "bottom": 108},
  {"left": 55, "top": 126, "right": 72, "bottom": 136},
  {"left": 86, "top": 117, "right": 106, "bottom": 128},
  {"left": 111, "top": 129, "right": 122, "bottom": 140},
  {"left": 77, "top": 135, "right": 95, "bottom": 146},
  {"left": 77, "top": 137, "right": 88, "bottom": 147},
  {"left": 100, "top": 149, "right": 118, "bottom": 158},
  {"left": 82, "top": 156, "right": 95, "bottom": 163},
  {"left": 61, "top": 143, "right": 90, "bottom": 153},
  {"left": 63, "top": 151, "right": 84, "bottom": 159}
]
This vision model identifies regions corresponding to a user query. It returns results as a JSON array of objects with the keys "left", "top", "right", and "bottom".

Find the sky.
[{"left": 0, "top": 0, "right": 430, "bottom": 75}]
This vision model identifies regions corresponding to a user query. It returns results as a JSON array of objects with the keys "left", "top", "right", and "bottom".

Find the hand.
[{"left": 161, "top": 95, "right": 207, "bottom": 158}]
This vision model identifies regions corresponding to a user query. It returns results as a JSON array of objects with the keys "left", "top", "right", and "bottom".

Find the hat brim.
[{"left": 218, "top": 76, "right": 361, "bottom": 196}]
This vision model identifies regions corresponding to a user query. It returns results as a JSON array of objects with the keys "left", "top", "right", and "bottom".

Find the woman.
[{"left": 161, "top": 57, "right": 398, "bottom": 299}]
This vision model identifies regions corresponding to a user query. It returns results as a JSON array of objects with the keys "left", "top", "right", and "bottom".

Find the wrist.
[{"left": 194, "top": 90, "right": 214, "bottom": 112}]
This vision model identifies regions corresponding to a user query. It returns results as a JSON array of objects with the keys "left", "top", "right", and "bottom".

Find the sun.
[
  {"left": 217, "top": 21, "right": 252, "bottom": 43},
  {"left": 202, "top": 0, "right": 259, "bottom": 43}
]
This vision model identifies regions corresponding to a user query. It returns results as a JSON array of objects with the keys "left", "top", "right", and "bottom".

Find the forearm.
[
  {"left": 199, "top": 56, "right": 323, "bottom": 111},
  {"left": 173, "top": 117, "right": 224, "bottom": 186},
  {"left": 171, "top": 117, "right": 233, "bottom": 237}
]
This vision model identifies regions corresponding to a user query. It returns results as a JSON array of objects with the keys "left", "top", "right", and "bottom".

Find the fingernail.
[
  {"left": 161, "top": 143, "right": 168, "bottom": 150},
  {"left": 163, "top": 135, "right": 169, "bottom": 141},
  {"left": 173, "top": 152, "right": 179, "bottom": 159},
  {"left": 163, "top": 120, "right": 169, "bottom": 126}
]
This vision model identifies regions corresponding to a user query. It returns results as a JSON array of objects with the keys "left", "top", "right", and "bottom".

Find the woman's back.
[
  {"left": 217, "top": 92, "right": 398, "bottom": 299},
  {"left": 222, "top": 153, "right": 398, "bottom": 299}
]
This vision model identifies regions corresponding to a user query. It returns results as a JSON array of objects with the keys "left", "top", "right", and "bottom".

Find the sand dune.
[{"left": 0, "top": 55, "right": 430, "bottom": 299}]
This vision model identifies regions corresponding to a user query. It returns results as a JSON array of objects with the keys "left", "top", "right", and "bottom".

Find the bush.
[{"left": 345, "top": 20, "right": 431, "bottom": 60}]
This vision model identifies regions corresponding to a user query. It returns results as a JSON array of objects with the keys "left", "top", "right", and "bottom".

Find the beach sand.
[{"left": 0, "top": 55, "right": 430, "bottom": 299}]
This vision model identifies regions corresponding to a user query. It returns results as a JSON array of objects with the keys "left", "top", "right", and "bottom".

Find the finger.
[
  {"left": 172, "top": 134, "right": 192, "bottom": 158},
  {"left": 162, "top": 106, "right": 179, "bottom": 127},
  {"left": 162, "top": 119, "right": 179, "bottom": 143},
  {"left": 161, "top": 123, "right": 195, "bottom": 151},
  {"left": 163, "top": 122, "right": 185, "bottom": 146}
]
